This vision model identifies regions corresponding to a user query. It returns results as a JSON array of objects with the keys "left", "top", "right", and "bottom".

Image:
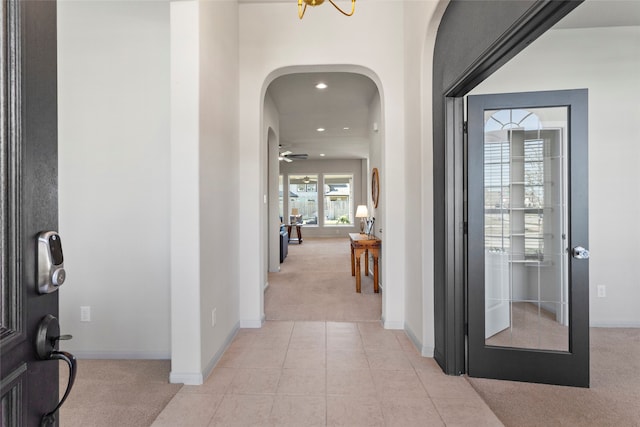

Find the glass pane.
[
  {"left": 324, "top": 174, "right": 354, "bottom": 225},
  {"left": 288, "top": 174, "right": 318, "bottom": 225},
  {"left": 484, "top": 107, "right": 569, "bottom": 352}
]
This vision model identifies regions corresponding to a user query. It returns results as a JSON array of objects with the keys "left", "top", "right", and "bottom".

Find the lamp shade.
[
  {"left": 291, "top": 208, "right": 299, "bottom": 215},
  {"left": 355, "top": 205, "right": 369, "bottom": 218}
]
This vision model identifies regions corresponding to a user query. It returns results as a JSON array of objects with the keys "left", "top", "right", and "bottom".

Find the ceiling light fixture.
[
  {"left": 320, "top": 153, "right": 326, "bottom": 157},
  {"left": 343, "top": 127, "right": 350, "bottom": 130},
  {"left": 315, "top": 82, "right": 327, "bottom": 89},
  {"left": 298, "top": 0, "right": 356, "bottom": 19},
  {"left": 317, "top": 127, "right": 325, "bottom": 132}
]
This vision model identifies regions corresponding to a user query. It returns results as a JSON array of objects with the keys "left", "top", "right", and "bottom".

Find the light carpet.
[
  {"left": 467, "top": 327, "right": 640, "bottom": 426},
  {"left": 59, "top": 360, "right": 182, "bottom": 427},
  {"left": 265, "top": 237, "right": 382, "bottom": 321}
]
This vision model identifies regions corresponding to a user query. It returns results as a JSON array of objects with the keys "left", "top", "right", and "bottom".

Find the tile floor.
[{"left": 152, "top": 321, "right": 503, "bottom": 427}]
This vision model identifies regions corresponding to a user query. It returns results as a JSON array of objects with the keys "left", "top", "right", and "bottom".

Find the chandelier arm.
[
  {"left": 298, "top": 0, "right": 307, "bottom": 19},
  {"left": 327, "top": 0, "right": 355, "bottom": 16}
]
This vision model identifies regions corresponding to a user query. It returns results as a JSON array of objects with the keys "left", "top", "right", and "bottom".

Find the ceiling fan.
[{"left": 279, "top": 150, "right": 308, "bottom": 162}]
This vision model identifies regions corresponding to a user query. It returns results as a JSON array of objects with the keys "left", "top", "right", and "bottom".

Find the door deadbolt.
[{"left": 37, "top": 231, "right": 66, "bottom": 294}]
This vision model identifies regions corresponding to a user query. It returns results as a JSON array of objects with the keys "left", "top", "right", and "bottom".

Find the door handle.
[
  {"left": 36, "top": 315, "right": 77, "bottom": 427},
  {"left": 572, "top": 246, "right": 590, "bottom": 260}
]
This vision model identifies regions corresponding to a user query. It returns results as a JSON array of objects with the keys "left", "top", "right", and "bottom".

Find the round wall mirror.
[{"left": 371, "top": 168, "right": 379, "bottom": 208}]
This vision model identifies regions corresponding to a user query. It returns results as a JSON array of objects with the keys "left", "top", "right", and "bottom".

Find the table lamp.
[
  {"left": 291, "top": 208, "right": 299, "bottom": 224},
  {"left": 355, "top": 205, "right": 369, "bottom": 234}
]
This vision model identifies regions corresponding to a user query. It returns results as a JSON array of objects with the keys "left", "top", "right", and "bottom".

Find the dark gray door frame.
[{"left": 432, "top": 0, "right": 583, "bottom": 375}]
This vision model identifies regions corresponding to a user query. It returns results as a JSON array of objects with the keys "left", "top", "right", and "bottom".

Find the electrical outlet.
[
  {"left": 597, "top": 285, "right": 606, "bottom": 298},
  {"left": 81, "top": 306, "right": 91, "bottom": 322},
  {"left": 212, "top": 308, "right": 217, "bottom": 327}
]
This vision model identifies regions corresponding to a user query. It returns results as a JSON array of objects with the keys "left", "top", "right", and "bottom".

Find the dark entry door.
[
  {"left": 467, "top": 89, "right": 589, "bottom": 387},
  {"left": 1, "top": 1, "right": 62, "bottom": 424}
]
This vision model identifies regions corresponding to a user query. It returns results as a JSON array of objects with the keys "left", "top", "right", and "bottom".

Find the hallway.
[
  {"left": 151, "top": 238, "right": 501, "bottom": 426},
  {"left": 152, "top": 320, "right": 501, "bottom": 426},
  {"left": 59, "top": 238, "right": 640, "bottom": 426}
]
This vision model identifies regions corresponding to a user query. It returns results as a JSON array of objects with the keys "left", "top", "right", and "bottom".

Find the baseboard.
[
  {"left": 421, "top": 345, "right": 435, "bottom": 357},
  {"left": 201, "top": 321, "right": 240, "bottom": 383},
  {"left": 169, "top": 371, "right": 203, "bottom": 385},
  {"left": 382, "top": 319, "right": 404, "bottom": 330},
  {"left": 403, "top": 324, "right": 421, "bottom": 353},
  {"left": 402, "top": 323, "right": 435, "bottom": 357},
  {"left": 590, "top": 322, "right": 640, "bottom": 328},
  {"left": 67, "top": 350, "right": 170, "bottom": 360},
  {"left": 240, "top": 317, "right": 264, "bottom": 328},
  {"left": 170, "top": 321, "right": 241, "bottom": 385}
]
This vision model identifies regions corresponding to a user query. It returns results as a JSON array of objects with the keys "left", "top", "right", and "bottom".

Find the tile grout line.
[{"left": 324, "top": 321, "right": 328, "bottom": 427}]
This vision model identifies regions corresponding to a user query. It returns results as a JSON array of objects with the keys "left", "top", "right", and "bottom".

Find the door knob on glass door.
[{"left": 572, "top": 246, "right": 590, "bottom": 260}]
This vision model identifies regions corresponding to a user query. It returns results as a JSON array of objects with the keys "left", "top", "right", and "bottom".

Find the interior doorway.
[
  {"left": 262, "top": 70, "right": 384, "bottom": 322},
  {"left": 432, "top": 0, "right": 584, "bottom": 376}
]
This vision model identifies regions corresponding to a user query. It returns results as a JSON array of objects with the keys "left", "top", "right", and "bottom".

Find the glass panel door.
[{"left": 467, "top": 90, "right": 589, "bottom": 387}]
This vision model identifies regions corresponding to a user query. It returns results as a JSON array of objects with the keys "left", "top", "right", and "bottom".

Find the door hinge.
[{"left": 463, "top": 121, "right": 468, "bottom": 134}]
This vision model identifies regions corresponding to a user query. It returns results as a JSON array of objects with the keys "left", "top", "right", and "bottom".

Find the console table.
[
  {"left": 349, "top": 233, "right": 381, "bottom": 293},
  {"left": 287, "top": 224, "right": 303, "bottom": 244}
]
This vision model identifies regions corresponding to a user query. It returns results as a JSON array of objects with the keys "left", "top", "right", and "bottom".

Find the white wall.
[
  {"left": 402, "top": 0, "right": 442, "bottom": 355},
  {"left": 170, "top": 1, "right": 201, "bottom": 381},
  {"left": 57, "top": 0, "right": 446, "bottom": 375},
  {"left": 368, "top": 93, "right": 383, "bottom": 235},
  {"left": 170, "top": 0, "right": 241, "bottom": 384},
  {"left": 59, "top": 0, "right": 240, "bottom": 382},
  {"left": 471, "top": 26, "right": 640, "bottom": 327},
  {"left": 197, "top": 0, "right": 241, "bottom": 379},
  {"left": 238, "top": 1, "right": 427, "bottom": 329},
  {"left": 58, "top": 1, "right": 171, "bottom": 358}
]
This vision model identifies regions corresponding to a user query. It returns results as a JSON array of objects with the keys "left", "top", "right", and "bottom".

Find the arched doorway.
[{"left": 262, "top": 68, "right": 384, "bottom": 322}]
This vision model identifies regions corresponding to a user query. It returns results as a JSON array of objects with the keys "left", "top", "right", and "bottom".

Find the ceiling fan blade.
[
  {"left": 280, "top": 150, "right": 292, "bottom": 156},
  {"left": 283, "top": 157, "right": 293, "bottom": 162},
  {"left": 286, "top": 154, "right": 308, "bottom": 160}
]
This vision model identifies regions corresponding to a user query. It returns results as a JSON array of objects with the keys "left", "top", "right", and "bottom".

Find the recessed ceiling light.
[
  {"left": 315, "top": 82, "right": 328, "bottom": 89},
  {"left": 320, "top": 153, "right": 326, "bottom": 157},
  {"left": 343, "top": 127, "right": 350, "bottom": 130},
  {"left": 317, "top": 127, "right": 325, "bottom": 132}
]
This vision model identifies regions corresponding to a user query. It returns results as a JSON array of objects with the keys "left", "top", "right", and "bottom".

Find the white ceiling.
[
  {"left": 266, "top": 0, "right": 640, "bottom": 162},
  {"left": 267, "top": 72, "right": 378, "bottom": 161}
]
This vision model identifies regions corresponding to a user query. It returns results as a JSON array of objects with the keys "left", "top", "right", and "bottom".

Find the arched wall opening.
[
  {"left": 259, "top": 64, "right": 386, "bottom": 322},
  {"left": 237, "top": 0, "right": 446, "bottom": 358}
]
